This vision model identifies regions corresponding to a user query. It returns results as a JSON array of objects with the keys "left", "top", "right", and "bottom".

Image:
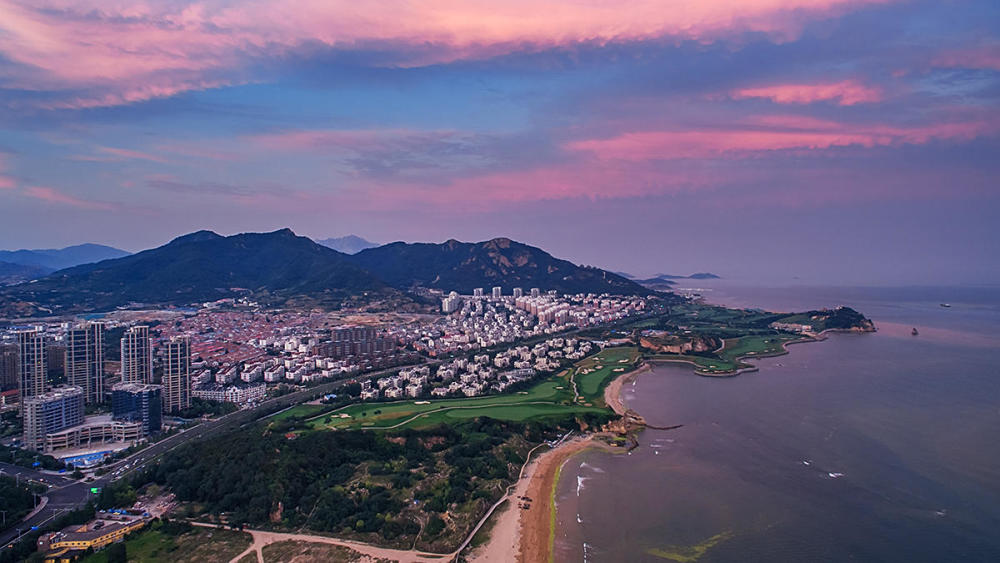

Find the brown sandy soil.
[
  {"left": 201, "top": 523, "right": 441, "bottom": 563},
  {"left": 473, "top": 366, "right": 646, "bottom": 563},
  {"left": 603, "top": 362, "right": 650, "bottom": 415},
  {"left": 262, "top": 539, "right": 391, "bottom": 562},
  {"left": 470, "top": 436, "right": 618, "bottom": 563},
  {"left": 517, "top": 436, "right": 619, "bottom": 563}
]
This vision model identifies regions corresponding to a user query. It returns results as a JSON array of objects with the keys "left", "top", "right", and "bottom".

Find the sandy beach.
[
  {"left": 603, "top": 361, "right": 650, "bottom": 415},
  {"left": 470, "top": 363, "right": 644, "bottom": 563},
  {"left": 469, "top": 435, "right": 616, "bottom": 563}
]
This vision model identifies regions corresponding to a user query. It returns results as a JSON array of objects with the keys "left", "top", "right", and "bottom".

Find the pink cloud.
[
  {"left": 318, "top": 157, "right": 729, "bottom": 212},
  {"left": 246, "top": 129, "right": 472, "bottom": 156},
  {"left": 97, "top": 147, "right": 168, "bottom": 163},
  {"left": 731, "top": 79, "right": 884, "bottom": 105},
  {"left": 22, "top": 186, "right": 119, "bottom": 210},
  {"left": 157, "top": 144, "right": 241, "bottom": 162},
  {"left": 32, "top": 80, "right": 237, "bottom": 111},
  {"left": 0, "top": 156, "right": 15, "bottom": 189},
  {"left": 566, "top": 117, "right": 997, "bottom": 160},
  {"left": 931, "top": 45, "right": 1000, "bottom": 71},
  {"left": 249, "top": 129, "right": 423, "bottom": 151},
  {"left": 0, "top": 0, "right": 894, "bottom": 107}
]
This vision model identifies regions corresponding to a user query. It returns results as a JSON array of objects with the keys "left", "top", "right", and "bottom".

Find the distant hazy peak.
[
  {"left": 0, "top": 243, "right": 131, "bottom": 271},
  {"left": 316, "top": 234, "right": 379, "bottom": 254}
]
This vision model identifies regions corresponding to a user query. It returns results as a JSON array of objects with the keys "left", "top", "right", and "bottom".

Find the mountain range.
[
  {"left": 0, "top": 244, "right": 130, "bottom": 285},
  {"left": 0, "top": 244, "right": 130, "bottom": 271},
  {"left": 351, "top": 238, "right": 651, "bottom": 296},
  {"left": 0, "top": 230, "right": 398, "bottom": 316},
  {"left": 0, "top": 230, "right": 654, "bottom": 317},
  {"left": 0, "top": 261, "right": 51, "bottom": 286}
]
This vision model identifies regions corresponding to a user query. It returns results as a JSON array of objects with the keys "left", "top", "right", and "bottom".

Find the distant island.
[{"left": 631, "top": 272, "right": 721, "bottom": 291}]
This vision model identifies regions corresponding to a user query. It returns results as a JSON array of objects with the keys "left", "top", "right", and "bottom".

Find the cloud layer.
[{"left": 0, "top": 0, "right": 997, "bottom": 285}]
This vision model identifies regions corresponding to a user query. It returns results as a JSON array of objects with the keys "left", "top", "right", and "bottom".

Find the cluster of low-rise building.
[
  {"left": 362, "top": 336, "right": 593, "bottom": 400},
  {"left": 422, "top": 289, "right": 645, "bottom": 356},
  {"left": 769, "top": 322, "right": 814, "bottom": 333},
  {"left": 2, "top": 285, "right": 645, "bottom": 458}
]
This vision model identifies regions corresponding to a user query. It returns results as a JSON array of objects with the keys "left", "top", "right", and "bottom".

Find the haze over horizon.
[{"left": 0, "top": 0, "right": 997, "bottom": 285}]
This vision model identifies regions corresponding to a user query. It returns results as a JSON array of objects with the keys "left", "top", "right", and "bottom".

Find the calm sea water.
[{"left": 555, "top": 285, "right": 1000, "bottom": 562}]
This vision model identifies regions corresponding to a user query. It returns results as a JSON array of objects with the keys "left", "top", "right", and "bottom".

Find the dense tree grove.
[
  {"left": 0, "top": 476, "right": 42, "bottom": 532},
  {"left": 96, "top": 480, "right": 138, "bottom": 510},
  {"left": 173, "top": 397, "right": 238, "bottom": 418},
  {"left": 146, "top": 416, "right": 586, "bottom": 548},
  {"left": 0, "top": 444, "right": 64, "bottom": 470}
]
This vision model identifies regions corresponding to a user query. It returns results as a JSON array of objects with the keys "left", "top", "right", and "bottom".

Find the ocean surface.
[{"left": 554, "top": 284, "right": 1000, "bottom": 562}]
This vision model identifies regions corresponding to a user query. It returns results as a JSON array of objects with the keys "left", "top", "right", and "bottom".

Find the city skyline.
[{"left": 0, "top": 1, "right": 996, "bottom": 285}]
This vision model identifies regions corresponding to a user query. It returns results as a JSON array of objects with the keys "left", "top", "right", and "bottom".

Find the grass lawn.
[
  {"left": 305, "top": 376, "right": 592, "bottom": 431},
  {"left": 648, "top": 354, "right": 738, "bottom": 374},
  {"left": 436, "top": 403, "right": 606, "bottom": 422},
  {"left": 301, "top": 351, "right": 641, "bottom": 432},
  {"left": 718, "top": 334, "right": 800, "bottom": 365},
  {"left": 278, "top": 347, "right": 646, "bottom": 433},
  {"left": 572, "top": 347, "right": 641, "bottom": 404},
  {"left": 81, "top": 526, "right": 251, "bottom": 563},
  {"left": 650, "top": 334, "right": 801, "bottom": 375}
]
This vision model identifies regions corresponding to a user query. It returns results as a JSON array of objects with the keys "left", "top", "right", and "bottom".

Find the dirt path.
[{"left": 196, "top": 523, "right": 446, "bottom": 563}]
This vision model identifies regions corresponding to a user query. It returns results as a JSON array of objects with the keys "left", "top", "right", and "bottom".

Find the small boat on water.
[
  {"left": 912, "top": 327, "right": 919, "bottom": 336},
  {"left": 940, "top": 303, "right": 952, "bottom": 308}
]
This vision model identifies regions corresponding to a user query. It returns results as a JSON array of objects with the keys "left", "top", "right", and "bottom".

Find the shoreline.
[
  {"left": 468, "top": 435, "right": 617, "bottom": 563},
  {"left": 647, "top": 327, "right": 871, "bottom": 378},
  {"left": 604, "top": 361, "right": 650, "bottom": 415},
  {"left": 470, "top": 329, "right": 869, "bottom": 560},
  {"left": 470, "top": 360, "right": 651, "bottom": 563}
]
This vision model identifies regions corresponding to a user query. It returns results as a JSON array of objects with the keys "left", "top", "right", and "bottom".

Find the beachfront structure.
[
  {"left": 120, "top": 326, "right": 152, "bottom": 384},
  {"left": 64, "top": 322, "right": 105, "bottom": 404}
]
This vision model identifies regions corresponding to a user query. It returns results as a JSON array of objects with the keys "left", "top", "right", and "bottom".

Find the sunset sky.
[{"left": 0, "top": 0, "right": 997, "bottom": 284}]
